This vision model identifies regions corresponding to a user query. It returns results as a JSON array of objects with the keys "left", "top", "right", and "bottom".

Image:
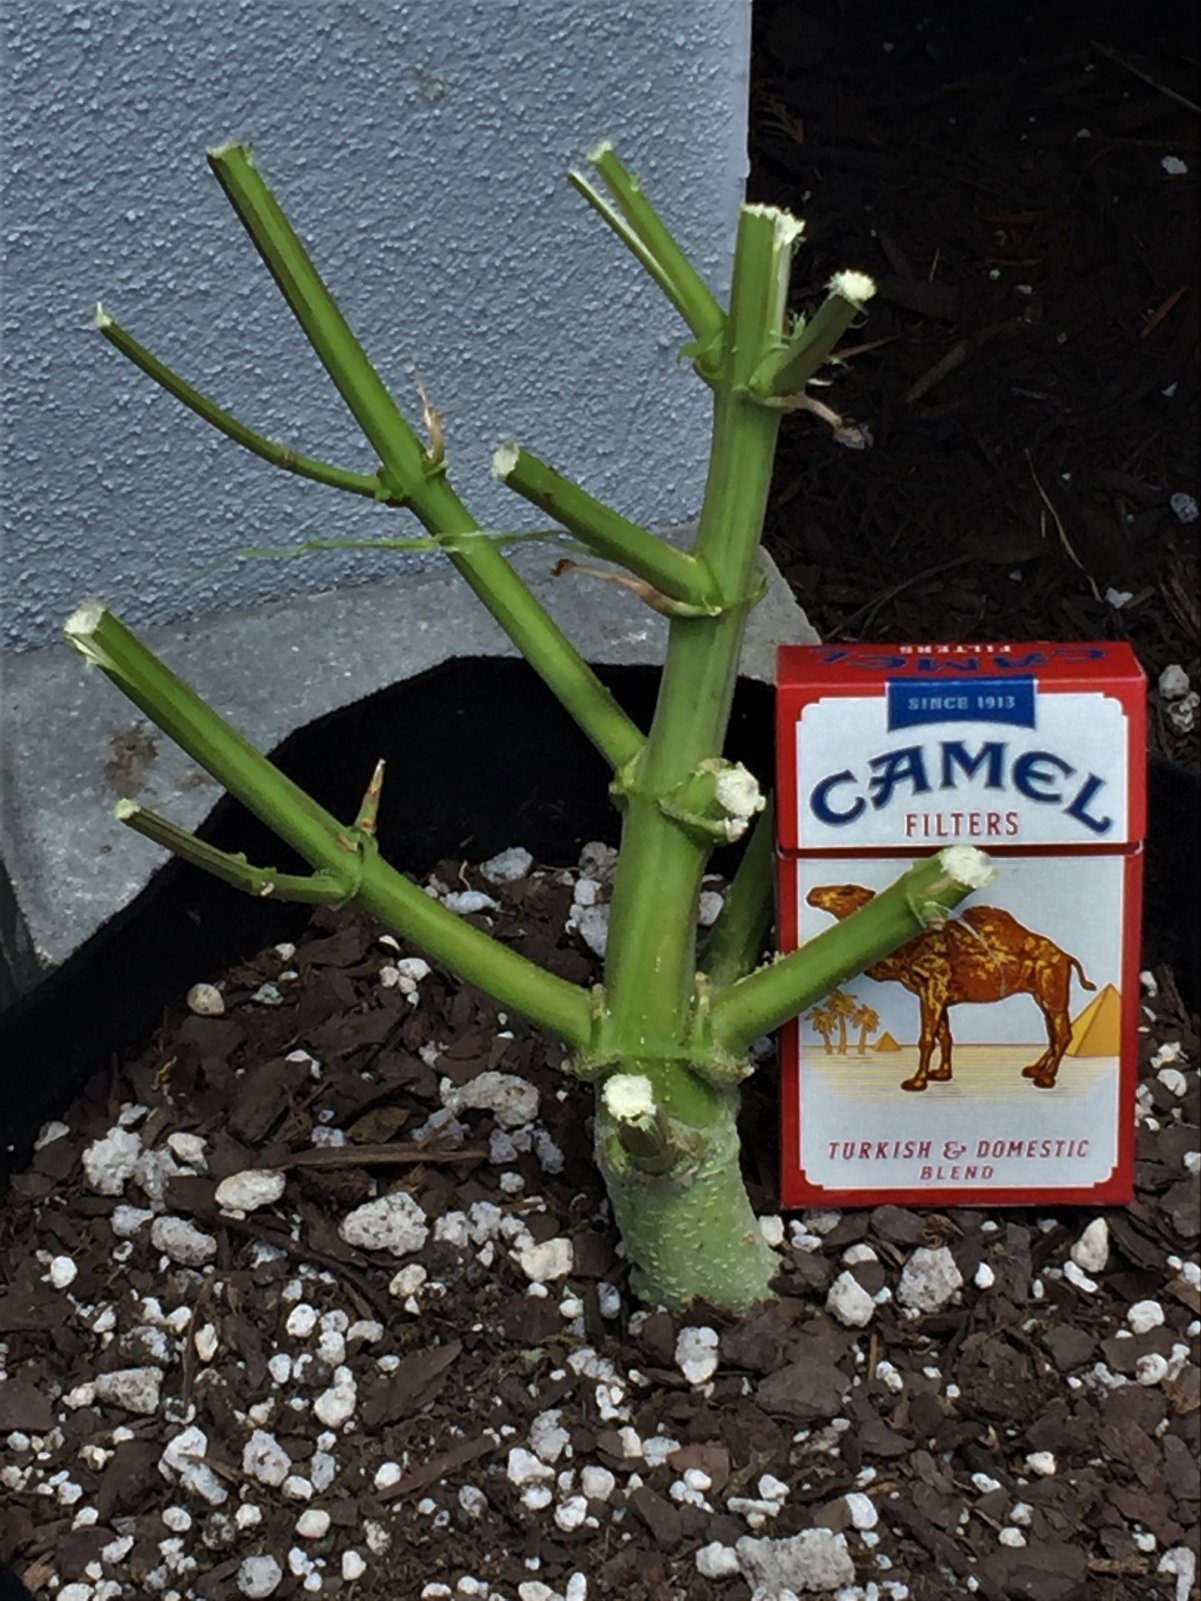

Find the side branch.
[
  {"left": 752, "top": 271, "right": 877, "bottom": 400},
  {"left": 569, "top": 142, "right": 726, "bottom": 348},
  {"left": 493, "top": 443, "right": 722, "bottom": 608},
  {"left": 94, "top": 308, "right": 394, "bottom": 502},
  {"left": 709, "top": 846, "right": 995, "bottom": 1055},
  {"left": 66, "top": 602, "right": 594, "bottom": 1048},
  {"left": 206, "top": 142, "right": 433, "bottom": 500},
  {"left": 115, "top": 800, "right": 361, "bottom": 904},
  {"left": 698, "top": 800, "right": 776, "bottom": 987}
]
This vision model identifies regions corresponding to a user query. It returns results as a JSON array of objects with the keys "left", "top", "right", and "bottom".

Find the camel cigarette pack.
[{"left": 776, "top": 642, "right": 1145, "bottom": 1209}]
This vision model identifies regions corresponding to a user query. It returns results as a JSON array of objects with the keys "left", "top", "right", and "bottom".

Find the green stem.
[
  {"left": 94, "top": 308, "right": 392, "bottom": 501},
  {"left": 493, "top": 443, "right": 721, "bottom": 607},
  {"left": 700, "top": 799, "right": 776, "bottom": 988},
  {"left": 115, "top": 799, "right": 359, "bottom": 904},
  {"left": 66, "top": 603, "right": 593, "bottom": 1048},
  {"left": 596, "top": 1087, "right": 775, "bottom": 1311},
  {"left": 570, "top": 142, "right": 726, "bottom": 346},
  {"left": 602, "top": 207, "right": 799, "bottom": 1084},
  {"left": 752, "top": 270, "right": 877, "bottom": 399},
  {"left": 206, "top": 142, "right": 642, "bottom": 772},
  {"left": 207, "top": 143, "right": 432, "bottom": 497},
  {"left": 710, "top": 846, "right": 995, "bottom": 1055}
]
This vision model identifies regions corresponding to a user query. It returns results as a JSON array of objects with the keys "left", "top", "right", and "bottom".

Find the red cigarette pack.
[{"left": 776, "top": 641, "right": 1146, "bottom": 1209}]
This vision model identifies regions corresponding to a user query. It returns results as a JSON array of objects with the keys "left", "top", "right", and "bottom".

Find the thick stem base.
[{"left": 596, "top": 1084, "right": 777, "bottom": 1313}]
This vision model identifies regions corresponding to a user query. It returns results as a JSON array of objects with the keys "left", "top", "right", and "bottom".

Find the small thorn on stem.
[{"left": 354, "top": 758, "right": 386, "bottom": 835}]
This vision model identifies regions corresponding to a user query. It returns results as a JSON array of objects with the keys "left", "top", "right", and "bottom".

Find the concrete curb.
[{"left": 1, "top": 543, "right": 815, "bottom": 1002}]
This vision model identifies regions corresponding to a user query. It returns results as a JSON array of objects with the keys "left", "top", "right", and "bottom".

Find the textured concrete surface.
[
  {"left": 1, "top": 545, "right": 816, "bottom": 1000},
  {"left": 3, "top": 0, "right": 750, "bottom": 651}
]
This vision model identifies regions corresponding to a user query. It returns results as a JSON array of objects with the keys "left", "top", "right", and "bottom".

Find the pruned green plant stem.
[
  {"left": 494, "top": 443, "right": 721, "bottom": 609},
  {"left": 94, "top": 308, "right": 391, "bottom": 501},
  {"left": 602, "top": 207, "right": 797, "bottom": 1064},
  {"left": 753, "top": 270, "right": 877, "bottom": 399},
  {"left": 66, "top": 603, "right": 593, "bottom": 1049},
  {"left": 198, "top": 144, "right": 642, "bottom": 772},
  {"left": 598, "top": 1088, "right": 776, "bottom": 1310},
  {"left": 569, "top": 142, "right": 725, "bottom": 348},
  {"left": 710, "top": 847, "right": 995, "bottom": 1056},
  {"left": 79, "top": 140, "right": 994, "bottom": 1316}
]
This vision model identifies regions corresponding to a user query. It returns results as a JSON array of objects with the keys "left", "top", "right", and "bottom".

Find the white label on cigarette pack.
[{"left": 792, "top": 853, "right": 1124, "bottom": 1192}]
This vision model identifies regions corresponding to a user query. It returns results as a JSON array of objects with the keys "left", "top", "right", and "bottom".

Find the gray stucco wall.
[{"left": 2, "top": 0, "right": 750, "bottom": 652}]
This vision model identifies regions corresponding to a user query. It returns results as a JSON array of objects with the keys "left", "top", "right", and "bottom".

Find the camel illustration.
[{"left": 806, "top": 883, "right": 1096, "bottom": 1091}]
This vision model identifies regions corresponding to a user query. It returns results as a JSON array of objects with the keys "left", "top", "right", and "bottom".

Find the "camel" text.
[{"left": 809, "top": 738, "right": 1112, "bottom": 834}]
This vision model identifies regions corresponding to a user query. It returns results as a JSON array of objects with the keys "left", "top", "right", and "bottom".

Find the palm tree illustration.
[
  {"left": 828, "top": 988, "right": 857, "bottom": 1054},
  {"left": 852, "top": 1002, "right": 880, "bottom": 1055},
  {"left": 806, "top": 1003, "right": 836, "bottom": 1054}
]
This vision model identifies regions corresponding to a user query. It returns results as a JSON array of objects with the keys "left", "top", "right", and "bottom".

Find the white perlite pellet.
[
  {"left": 480, "top": 846, "right": 533, "bottom": 883},
  {"left": 897, "top": 1246, "right": 963, "bottom": 1312},
  {"left": 237, "top": 1554, "right": 283, "bottom": 1597},
  {"left": 1159, "top": 1546, "right": 1197, "bottom": 1601},
  {"left": 827, "top": 1271, "right": 876, "bottom": 1327},
  {"left": 1024, "top": 1452, "right": 1057, "bottom": 1477},
  {"left": 440, "top": 1070, "right": 540, "bottom": 1129},
  {"left": 1136, "top": 1353, "right": 1172, "bottom": 1386},
  {"left": 82, "top": 1127, "right": 142, "bottom": 1194},
  {"left": 1070, "top": 1217, "right": 1109, "bottom": 1274},
  {"left": 675, "top": 1325, "right": 720, "bottom": 1385},
  {"left": 442, "top": 889, "right": 500, "bottom": 914},
  {"left": 737, "top": 1528, "right": 855, "bottom": 1593},
  {"left": 1063, "top": 1261, "right": 1099, "bottom": 1294},
  {"left": 1127, "top": 1300, "right": 1165, "bottom": 1334},
  {"left": 517, "top": 1238, "right": 574, "bottom": 1282},
  {"left": 47, "top": 1255, "right": 77, "bottom": 1289},
  {"left": 581, "top": 1464, "right": 616, "bottom": 1501},
  {"left": 339, "top": 1191, "right": 429, "bottom": 1256},
  {"left": 160, "top": 1426, "right": 228, "bottom": 1505},
  {"left": 243, "top": 1430, "right": 291, "bottom": 1488},
  {"left": 313, "top": 1371, "right": 357, "bottom": 1429},
  {"left": 150, "top": 1215, "right": 217, "bottom": 1266},
  {"left": 94, "top": 1367, "right": 162, "bottom": 1416},
  {"left": 110, "top": 1204, "right": 155, "bottom": 1237},
  {"left": 696, "top": 1542, "right": 741, "bottom": 1578},
  {"left": 296, "top": 1507, "right": 330, "bottom": 1539},
  {"left": 215, "top": 1169, "right": 286, "bottom": 1212},
  {"left": 167, "top": 1131, "right": 207, "bottom": 1169},
  {"left": 845, "top": 1491, "right": 878, "bottom": 1529},
  {"left": 507, "top": 1448, "right": 555, "bottom": 1487}
]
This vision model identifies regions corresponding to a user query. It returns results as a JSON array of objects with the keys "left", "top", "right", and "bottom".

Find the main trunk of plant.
[{"left": 595, "top": 1077, "right": 777, "bottom": 1312}]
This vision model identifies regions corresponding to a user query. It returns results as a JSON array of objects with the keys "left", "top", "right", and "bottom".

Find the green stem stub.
[{"left": 656, "top": 758, "right": 766, "bottom": 844}]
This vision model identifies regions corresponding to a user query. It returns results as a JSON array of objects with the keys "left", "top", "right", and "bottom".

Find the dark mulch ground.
[
  {"left": 754, "top": 0, "right": 1199, "bottom": 768},
  {"left": 2, "top": 4, "right": 1199, "bottom": 1600},
  {"left": 0, "top": 850, "right": 1197, "bottom": 1601}
]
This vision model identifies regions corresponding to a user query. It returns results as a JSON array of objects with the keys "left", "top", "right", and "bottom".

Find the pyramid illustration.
[
  {"left": 1065, "top": 983, "right": 1121, "bottom": 1056},
  {"left": 873, "top": 1031, "right": 902, "bottom": 1052}
]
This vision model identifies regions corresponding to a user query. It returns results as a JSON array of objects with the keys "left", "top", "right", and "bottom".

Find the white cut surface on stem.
[
  {"left": 94, "top": 303, "right": 113, "bottom": 329},
  {"left": 830, "top": 269, "right": 877, "bottom": 304},
  {"left": 63, "top": 600, "right": 111, "bottom": 666},
  {"left": 741, "top": 201, "right": 806, "bottom": 249},
  {"left": 715, "top": 764, "right": 763, "bottom": 821},
  {"left": 491, "top": 440, "right": 520, "bottom": 480},
  {"left": 603, "top": 1073, "right": 657, "bottom": 1122},
  {"left": 939, "top": 844, "right": 996, "bottom": 889}
]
